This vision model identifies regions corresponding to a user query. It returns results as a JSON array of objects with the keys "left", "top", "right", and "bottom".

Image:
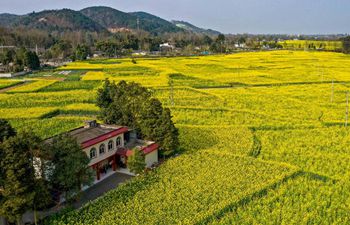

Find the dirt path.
[{"left": 0, "top": 80, "right": 29, "bottom": 93}]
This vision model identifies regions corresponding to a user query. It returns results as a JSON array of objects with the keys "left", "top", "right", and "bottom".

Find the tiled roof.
[{"left": 45, "top": 124, "right": 127, "bottom": 147}]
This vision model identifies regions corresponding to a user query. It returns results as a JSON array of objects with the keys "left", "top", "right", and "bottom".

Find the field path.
[{"left": 0, "top": 80, "right": 30, "bottom": 93}]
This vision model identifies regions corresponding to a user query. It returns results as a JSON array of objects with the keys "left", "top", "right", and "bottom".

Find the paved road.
[
  {"left": 73, "top": 172, "right": 133, "bottom": 208},
  {"left": 21, "top": 172, "right": 133, "bottom": 224}
]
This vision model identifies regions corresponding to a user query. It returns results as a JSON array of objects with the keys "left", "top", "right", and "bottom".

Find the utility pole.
[
  {"left": 169, "top": 78, "right": 174, "bottom": 106},
  {"left": 346, "top": 92, "right": 349, "bottom": 127},
  {"left": 331, "top": 80, "right": 334, "bottom": 103},
  {"left": 137, "top": 17, "right": 142, "bottom": 52}
]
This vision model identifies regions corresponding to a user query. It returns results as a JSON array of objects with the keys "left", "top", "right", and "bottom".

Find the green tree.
[
  {"left": 0, "top": 119, "right": 16, "bottom": 143},
  {"left": 0, "top": 131, "right": 39, "bottom": 224},
  {"left": 97, "top": 80, "right": 151, "bottom": 129},
  {"left": 139, "top": 99, "right": 179, "bottom": 155},
  {"left": 74, "top": 44, "right": 90, "bottom": 61},
  {"left": 157, "top": 108, "right": 179, "bottom": 156},
  {"left": 24, "top": 51, "right": 40, "bottom": 70},
  {"left": 96, "top": 41, "right": 122, "bottom": 57},
  {"left": 343, "top": 36, "right": 350, "bottom": 54},
  {"left": 50, "top": 40, "right": 73, "bottom": 59},
  {"left": 127, "top": 148, "right": 146, "bottom": 174},
  {"left": 97, "top": 80, "right": 179, "bottom": 156},
  {"left": 0, "top": 119, "right": 16, "bottom": 190},
  {"left": 32, "top": 179, "right": 52, "bottom": 225},
  {"left": 216, "top": 34, "right": 226, "bottom": 43},
  {"left": 203, "top": 35, "right": 213, "bottom": 45},
  {"left": 45, "top": 134, "right": 93, "bottom": 202}
]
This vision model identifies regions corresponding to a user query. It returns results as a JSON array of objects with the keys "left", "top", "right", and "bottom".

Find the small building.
[
  {"left": 45, "top": 120, "right": 159, "bottom": 181},
  {"left": 108, "top": 27, "right": 132, "bottom": 33},
  {"left": 160, "top": 43, "right": 175, "bottom": 50}
]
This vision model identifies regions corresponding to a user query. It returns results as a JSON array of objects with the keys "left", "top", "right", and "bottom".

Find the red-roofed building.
[{"left": 45, "top": 120, "right": 159, "bottom": 181}]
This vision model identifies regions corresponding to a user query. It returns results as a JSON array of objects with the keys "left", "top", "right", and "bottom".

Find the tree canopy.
[
  {"left": 0, "top": 119, "right": 16, "bottom": 143},
  {"left": 0, "top": 119, "right": 93, "bottom": 222},
  {"left": 0, "top": 131, "right": 40, "bottom": 223},
  {"left": 342, "top": 36, "right": 350, "bottom": 54},
  {"left": 127, "top": 148, "right": 146, "bottom": 174},
  {"left": 44, "top": 134, "right": 93, "bottom": 202},
  {"left": 0, "top": 47, "right": 40, "bottom": 72},
  {"left": 97, "top": 80, "right": 179, "bottom": 156}
]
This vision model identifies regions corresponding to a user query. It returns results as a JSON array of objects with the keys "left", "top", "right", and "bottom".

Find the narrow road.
[
  {"left": 73, "top": 172, "right": 133, "bottom": 208},
  {"left": 21, "top": 172, "right": 133, "bottom": 224},
  {"left": 0, "top": 80, "right": 29, "bottom": 93}
]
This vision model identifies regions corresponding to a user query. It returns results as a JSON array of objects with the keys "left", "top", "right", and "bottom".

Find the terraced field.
[{"left": 2, "top": 50, "right": 350, "bottom": 224}]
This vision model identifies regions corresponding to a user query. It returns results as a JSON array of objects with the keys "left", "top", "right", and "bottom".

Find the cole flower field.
[{"left": 1, "top": 50, "right": 350, "bottom": 224}]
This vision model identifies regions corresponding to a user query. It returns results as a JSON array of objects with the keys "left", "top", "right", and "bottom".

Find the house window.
[
  {"left": 90, "top": 148, "right": 97, "bottom": 159},
  {"left": 116, "top": 136, "right": 122, "bottom": 147},
  {"left": 108, "top": 140, "right": 113, "bottom": 151},
  {"left": 99, "top": 144, "right": 105, "bottom": 155}
]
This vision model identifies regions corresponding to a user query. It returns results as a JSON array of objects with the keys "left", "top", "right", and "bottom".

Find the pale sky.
[{"left": 1, "top": 0, "right": 350, "bottom": 34}]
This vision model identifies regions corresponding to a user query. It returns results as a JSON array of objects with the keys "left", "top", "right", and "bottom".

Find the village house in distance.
[{"left": 46, "top": 120, "right": 159, "bottom": 181}]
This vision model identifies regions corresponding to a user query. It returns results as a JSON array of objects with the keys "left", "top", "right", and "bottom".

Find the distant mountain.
[
  {"left": 130, "top": 11, "right": 183, "bottom": 34},
  {"left": 80, "top": 6, "right": 182, "bottom": 34},
  {"left": 172, "top": 20, "right": 221, "bottom": 36},
  {"left": 0, "top": 6, "right": 221, "bottom": 35},
  {"left": 80, "top": 7, "right": 136, "bottom": 31},
  {"left": 0, "top": 9, "right": 106, "bottom": 32},
  {"left": 0, "top": 13, "right": 20, "bottom": 27}
]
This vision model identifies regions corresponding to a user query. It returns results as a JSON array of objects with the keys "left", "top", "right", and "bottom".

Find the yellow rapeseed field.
[{"left": 3, "top": 50, "right": 350, "bottom": 224}]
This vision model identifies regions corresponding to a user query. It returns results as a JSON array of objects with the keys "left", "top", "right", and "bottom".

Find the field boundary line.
[
  {"left": 195, "top": 170, "right": 303, "bottom": 225},
  {"left": 0, "top": 80, "right": 29, "bottom": 93}
]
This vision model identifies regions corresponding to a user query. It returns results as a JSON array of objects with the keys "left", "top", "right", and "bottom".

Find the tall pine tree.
[{"left": 0, "top": 131, "right": 38, "bottom": 224}]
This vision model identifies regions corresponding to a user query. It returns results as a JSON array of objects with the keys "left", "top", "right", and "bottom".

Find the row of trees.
[
  {"left": 342, "top": 36, "right": 350, "bottom": 54},
  {"left": 97, "top": 80, "right": 179, "bottom": 157},
  {"left": 0, "top": 120, "right": 93, "bottom": 224},
  {"left": 0, "top": 47, "right": 40, "bottom": 73},
  {"left": 2, "top": 25, "right": 349, "bottom": 62}
]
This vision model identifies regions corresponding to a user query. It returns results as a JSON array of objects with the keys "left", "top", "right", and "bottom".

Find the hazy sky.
[{"left": 1, "top": 0, "right": 350, "bottom": 34}]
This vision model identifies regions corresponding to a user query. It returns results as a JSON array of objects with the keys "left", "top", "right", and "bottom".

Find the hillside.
[
  {"left": 0, "top": 9, "right": 106, "bottom": 32},
  {"left": 80, "top": 6, "right": 136, "bottom": 31},
  {"left": 172, "top": 20, "right": 221, "bottom": 36},
  {"left": 80, "top": 7, "right": 183, "bottom": 34},
  {"left": 0, "top": 13, "right": 20, "bottom": 27},
  {"left": 0, "top": 7, "right": 222, "bottom": 35},
  {"left": 130, "top": 11, "right": 183, "bottom": 33}
]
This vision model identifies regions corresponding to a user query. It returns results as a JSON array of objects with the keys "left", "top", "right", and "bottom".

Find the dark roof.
[
  {"left": 69, "top": 126, "right": 120, "bottom": 145},
  {"left": 45, "top": 124, "right": 126, "bottom": 146}
]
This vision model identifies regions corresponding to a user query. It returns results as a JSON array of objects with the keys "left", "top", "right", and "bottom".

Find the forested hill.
[
  {"left": 81, "top": 7, "right": 182, "bottom": 34},
  {"left": 0, "top": 6, "right": 220, "bottom": 35},
  {"left": 129, "top": 11, "right": 182, "bottom": 34},
  {"left": 172, "top": 20, "right": 221, "bottom": 36},
  {"left": 0, "top": 9, "right": 106, "bottom": 33}
]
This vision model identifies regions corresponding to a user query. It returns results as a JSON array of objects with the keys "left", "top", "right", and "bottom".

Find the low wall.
[
  {"left": 0, "top": 73, "right": 12, "bottom": 78},
  {"left": 0, "top": 71, "right": 29, "bottom": 78}
]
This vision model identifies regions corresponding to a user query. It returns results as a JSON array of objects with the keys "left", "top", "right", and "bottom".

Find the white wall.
[
  {"left": 0, "top": 73, "right": 12, "bottom": 78},
  {"left": 0, "top": 216, "right": 6, "bottom": 225},
  {"left": 83, "top": 134, "right": 124, "bottom": 166},
  {"left": 145, "top": 150, "right": 158, "bottom": 168}
]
